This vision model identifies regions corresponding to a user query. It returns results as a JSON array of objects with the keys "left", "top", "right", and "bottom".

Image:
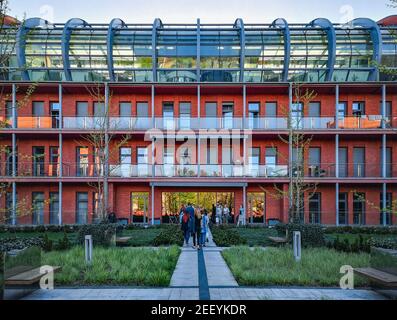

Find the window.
[
  {"left": 76, "top": 192, "right": 88, "bottom": 224},
  {"left": 380, "top": 193, "right": 392, "bottom": 226},
  {"left": 291, "top": 102, "right": 303, "bottom": 129},
  {"left": 131, "top": 192, "right": 149, "bottom": 223},
  {"left": 120, "top": 147, "right": 132, "bottom": 177},
  {"left": 32, "top": 101, "right": 44, "bottom": 117},
  {"left": 5, "top": 192, "right": 13, "bottom": 224},
  {"left": 338, "top": 147, "right": 348, "bottom": 177},
  {"left": 163, "top": 147, "right": 175, "bottom": 177},
  {"left": 292, "top": 147, "right": 304, "bottom": 176},
  {"left": 119, "top": 102, "right": 131, "bottom": 116},
  {"left": 49, "top": 192, "right": 59, "bottom": 225},
  {"left": 76, "top": 102, "right": 89, "bottom": 116},
  {"left": 248, "top": 192, "right": 265, "bottom": 224},
  {"left": 265, "top": 102, "right": 277, "bottom": 117},
  {"left": 179, "top": 102, "right": 191, "bottom": 129},
  {"left": 339, "top": 193, "right": 348, "bottom": 225},
  {"left": 353, "top": 193, "right": 365, "bottom": 225},
  {"left": 5, "top": 101, "right": 12, "bottom": 124},
  {"left": 137, "top": 147, "right": 149, "bottom": 176},
  {"left": 352, "top": 102, "right": 365, "bottom": 116},
  {"left": 94, "top": 102, "right": 105, "bottom": 117},
  {"left": 338, "top": 102, "right": 347, "bottom": 118},
  {"left": 308, "top": 102, "right": 321, "bottom": 117},
  {"left": 205, "top": 102, "right": 217, "bottom": 129},
  {"left": 248, "top": 102, "right": 260, "bottom": 129},
  {"left": 265, "top": 147, "right": 277, "bottom": 167},
  {"left": 5, "top": 146, "right": 14, "bottom": 176},
  {"left": 76, "top": 147, "right": 89, "bottom": 177},
  {"left": 249, "top": 147, "right": 260, "bottom": 176},
  {"left": 163, "top": 102, "right": 174, "bottom": 130},
  {"left": 309, "top": 193, "right": 321, "bottom": 224},
  {"left": 136, "top": 102, "right": 149, "bottom": 129},
  {"left": 93, "top": 147, "right": 104, "bottom": 176},
  {"left": 32, "top": 192, "right": 45, "bottom": 225},
  {"left": 33, "top": 146, "right": 45, "bottom": 176},
  {"left": 50, "top": 102, "right": 60, "bottom": 128},
  {"left": 308, "top": 147, "right": 321, "bottom": 177},
  {"left": 49, "top": 146, "right": 59, "bottom": 177},
  {"left": 353, "top": 147, "right": 365, "bottom": 177},
  {"left": 222, "top": 103, "right": 234, "bottom": 129}
]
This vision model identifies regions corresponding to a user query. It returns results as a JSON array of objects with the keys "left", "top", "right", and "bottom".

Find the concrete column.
[
  {"left": 243, "top": 185, "right": 247, "bottom": 224},
  {"left": 196, "top": 18, "right": 201, "bottom": 82},
  {"left": 11, "top": 83, "right": 17, "bottom": 225},
  {"left": 197, "top": 85, "right": 201, "bottom": 177},
  {"left": 151, "top": 184, "right": 155, "bottom": 225},
  {"left": 151, "top": 85, "right": 155, "bottom": 128},
  {"left": 288, "top": 83, "right": 293, "bottom": 215},
  {"left": 335, "top": 134, "right": 339, "bottom": 178},
  {"left": 104, "top": 83, "right": 110, "bottom": 217},
  {"left": 335, "top": 183, "right": 339, "bottom": 226},
  {"left": 382, "top": 183, "right": 387, "bottom": 226},
  {"left": 58, "top": 84, "right": 63, "bottom": 225},
  {"left": 335, "top": 84, "right": 339, "bottom": 129}
]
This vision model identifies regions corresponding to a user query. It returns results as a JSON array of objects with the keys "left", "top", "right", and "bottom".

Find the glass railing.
[
  {"left": 2, "top": 116, "right": 396, "bottom": 131},
  {"left": 1, "top": 162, "right": 396, "bottom": 179}
]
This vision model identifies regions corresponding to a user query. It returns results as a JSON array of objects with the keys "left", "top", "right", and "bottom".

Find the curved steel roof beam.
[
  {"left": 271, "top": 18, "right": 290, "bottom": 82},
  {"left": 62, "top": 18, "right": 91, "bottom": 81},
  {"left": 16, "top": 17, "right": 53, "bottom": 81},
  {"left": 351, "top": 18, "right": 382, "bottom": 81},
  {"left": 107, "top": 18, "right": 127, "bottom": 82},
  {"left": 152, "top": 18, "right": 163, "bottom": 82},
  {"left": 234, "top": 18, "right": 245, "bottom": 82},
  {"left": 308, "top": 18, "right": 336, "bottom": 82}
]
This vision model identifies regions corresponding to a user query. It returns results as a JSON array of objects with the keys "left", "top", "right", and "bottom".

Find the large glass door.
[
  {"left": 248, "top": 192, "right": 265, "bottom": 223},
  {"left": 120, "top": 147, "right": 131, "bottom": 177},
  {"left": 137, "top": 147, "right": 149, "bottom": 176},
  {"left": 164, "top": 147, "right": 174, "bottom": 177},
  {"left": 131, "top": 192, "right": 149, "bottom": 224}
]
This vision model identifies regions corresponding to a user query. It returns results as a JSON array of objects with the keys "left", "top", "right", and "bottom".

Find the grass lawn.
[
  {"left": 222, "top": 246, "right": 371, "bottom": 287},
  {"left": 43, "top": 246, "right": 181, "bottom": 286}
]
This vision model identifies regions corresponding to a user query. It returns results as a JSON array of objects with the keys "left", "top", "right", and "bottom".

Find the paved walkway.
[{"left": 23, "top": 229, "right": 387, "bottom": 301}]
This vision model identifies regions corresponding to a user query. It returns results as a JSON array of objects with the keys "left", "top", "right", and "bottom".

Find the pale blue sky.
[{"left": 8, "top": 0, "right": 395, "bottom": 24}]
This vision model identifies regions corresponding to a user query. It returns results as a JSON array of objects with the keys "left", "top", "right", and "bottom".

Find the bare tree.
[
  {"left": 75, "top": 84, "right": 131, "bottom": 223},
  {"left": 260, "top": 84, "right": 319, "bottom": 224}
]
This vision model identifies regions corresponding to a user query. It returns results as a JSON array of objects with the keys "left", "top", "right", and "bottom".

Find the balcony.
[
  {"left": 1, "top": 162, "right": 396, "bottom": 180},
  {"left": 1, "top": 116, "right": 396, "bottom": 131}
]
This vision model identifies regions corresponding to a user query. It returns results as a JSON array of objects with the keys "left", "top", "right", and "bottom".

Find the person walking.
[
  {"left": 186, "top": 203, "right": 195, "bottom": 248},
  {"left": 181, "top": 209, "right": 190, "bottom": 246},
  {"left": 179, "top": 204, "right": 186, "bottom": 224},
  {"left": 211, "top": 204, "right": 216, "bottom": 224},
  {"left": 200, "top": 210, "right": 209, "bottom": 248},
  {"left": 216, "top": 203, "right": 222, "bottom": 225},
  {"left": 194, "top": 208, "right": 202, "bottom": 250},
  {"left": 237, "top": 204, "right": 245, "bottom": 226},
  {"left": 223, "top": 205, "right": 230, "bottom": 225}
]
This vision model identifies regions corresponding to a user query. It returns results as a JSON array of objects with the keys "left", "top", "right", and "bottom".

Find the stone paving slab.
[
  {"left": 204, "top": 250, "right": 238, "bottom": 287},
  {"left": 170, "top": 247, "right": 199, "bottom": 287},
  {"left": 209, "top": 288, "right": 386, "bottom": 300},
  {"left": 23, "top": 288, "right": 199, "bottom": 300}
]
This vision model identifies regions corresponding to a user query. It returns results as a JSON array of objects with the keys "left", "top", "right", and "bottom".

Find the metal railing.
[{"left": 1, "top": 115, "right": 396, "bottom": 131}]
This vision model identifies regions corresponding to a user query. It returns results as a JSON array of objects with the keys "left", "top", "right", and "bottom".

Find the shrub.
[
  {"left": 210, "top": 225, "right": 247, "bottom": 247},
  {"left": 0, "top": 224, "right": 81, "bottom": 234},
  {"left": 42, "top": 234, "right": 54, "bottom": 252},
  {"left": 368, "top": 238, "right": 397, "bottom": 250},
  {"left": 76, "top": 223, "right": 117, "bottom": 247},
  {"left": 324, "top": 225, "right": 397, "bottom": 235},
  {"left": 327, "top": 235, "right": 371, "bottom": 253},
  {"left": 275, "top": 223, "right": 325, "bottom": 247},
  {"left": 0, "top": 237, "right": 44, "bottom": 252},
  {"left": 152, "top": 225, "right": 183, "bottom": 246},
  {"left": 55, "top": 232, "right": 72, "bottom": 251}
]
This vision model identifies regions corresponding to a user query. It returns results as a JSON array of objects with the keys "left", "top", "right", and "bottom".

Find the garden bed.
[
  {"left": 222, "top": 246, "right": 371, "bottom": 287},
  {"left": 42, "top": 246, "right": 181, "bottom": 286}
]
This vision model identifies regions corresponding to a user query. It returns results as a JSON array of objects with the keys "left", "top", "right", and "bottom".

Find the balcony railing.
[
  {"left": 1, "top": 162, "right": 396, "bottom": 179},
  {"left": 2, "top": 116, "right": 396, "bottom": 131}
]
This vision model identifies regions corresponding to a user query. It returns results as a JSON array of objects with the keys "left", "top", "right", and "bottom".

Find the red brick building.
[{"left": 0, "top": 17, "right": 396, "bottom": 226}]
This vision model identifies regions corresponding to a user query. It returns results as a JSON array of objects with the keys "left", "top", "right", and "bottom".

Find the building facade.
[{"left": 0, "top": 16, "right": 397, "bottom": 226}]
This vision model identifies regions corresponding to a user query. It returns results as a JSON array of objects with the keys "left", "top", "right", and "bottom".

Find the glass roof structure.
[{"left": 0, "top": 17, "right": 395, "bottom": 82}]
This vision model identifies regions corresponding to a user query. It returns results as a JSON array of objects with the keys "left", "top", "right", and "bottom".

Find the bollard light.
[
  {"left": 85, "top": 235, "right": 93, "bottom": 265},
  {"left": 293, "top": 231, "right": 301, "bottom": 262}
]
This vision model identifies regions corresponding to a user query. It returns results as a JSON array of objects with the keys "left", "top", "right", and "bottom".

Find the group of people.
[
  {"left": 212, "top": 203, "right": 234, "bottom": 225},
  {"left": 179, "top": 203, "right": 209, "bottom": 250}
]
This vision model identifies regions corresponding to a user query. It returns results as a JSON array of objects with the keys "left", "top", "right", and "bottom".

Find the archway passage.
[{"left": 161, "top": 192, "right": 235, "bottom": 223}]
